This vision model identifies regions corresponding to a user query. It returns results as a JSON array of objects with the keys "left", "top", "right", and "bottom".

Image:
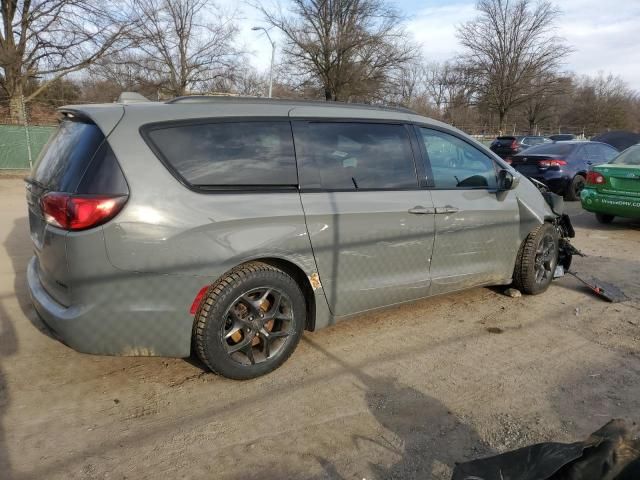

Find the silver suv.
[{"left": 26, "top": 96, "right": 574, "bottom": 379}]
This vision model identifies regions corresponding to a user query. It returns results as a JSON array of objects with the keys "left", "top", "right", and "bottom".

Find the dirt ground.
[{"left": 1, "top": 177, "right": 639, "bottom": 480}]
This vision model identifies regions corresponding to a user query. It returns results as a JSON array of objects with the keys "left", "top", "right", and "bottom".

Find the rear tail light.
[
  {"left": 511, "top": 140, "right": 518, "bottom": 149},
  {"left": 538, "top": 159, "right": 567, "bottom": 168},
  {"left": 586, "top": 171, "right": 606, "bottom": 185},
  {"left": 41, "top": 192, "right": 128, "bottom": 231}
]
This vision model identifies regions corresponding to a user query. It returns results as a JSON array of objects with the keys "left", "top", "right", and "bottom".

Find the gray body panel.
[
  {"left": 428, "top": 189, "right": 519, "bottom": 295},
  {"left": 300, "top": 191, "right": 435, "bottom": 316},
  {"left": 27, "top": 99, "right": 554, "bottom": 357}
]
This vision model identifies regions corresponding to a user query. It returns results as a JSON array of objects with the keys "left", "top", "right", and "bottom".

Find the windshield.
[
  {"left": 521, "top": 143, "right": 576, "bottom": 155},
  {"left": 611, "top": 145, "right": 640, "bottom": 165}
]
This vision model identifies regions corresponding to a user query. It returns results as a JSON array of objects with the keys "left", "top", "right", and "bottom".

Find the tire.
[
  {"left": 193, "top": 262, "right": 306, "bottom": 380},
  {"left": 595, "top": 213, "right": 615, "bottom": 224},
  {"left": 513, "top": 223, "right": 559, "bottom": 295},
  {"left": 564, "top": 174, "right": 586, "bottom": 201}
]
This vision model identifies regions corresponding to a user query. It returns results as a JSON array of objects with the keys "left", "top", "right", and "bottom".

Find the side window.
[
  {"left": 145, "top": 121, "right": 297, "bottom": 187},
  {"left": 584, "top": 144, "right": 602, "bottom": 163},
  {"left": 597, "top": 144, "right": 618, "bottom": 162},
  {"left": 295, "top": 123, "right": 418, "bottom": 190},
  {"left": 418, "top": 128, "right": 498, "bottom": 189}
]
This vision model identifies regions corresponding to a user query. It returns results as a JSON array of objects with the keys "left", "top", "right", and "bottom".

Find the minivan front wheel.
[
  {"left": 513, "top": 223, "right": 559, "bottom": 295},
  {"left": 193, "top": 262, "right": 306, "bottom": 379}
]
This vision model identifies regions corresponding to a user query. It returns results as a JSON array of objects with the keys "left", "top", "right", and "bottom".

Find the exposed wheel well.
[{"left": 257, "top": 258, "right": 316, "bottom": 331}]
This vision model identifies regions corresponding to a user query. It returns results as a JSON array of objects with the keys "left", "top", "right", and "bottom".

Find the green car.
[{"left": 581, "top": 144, "right": 640, "bottom": 223}]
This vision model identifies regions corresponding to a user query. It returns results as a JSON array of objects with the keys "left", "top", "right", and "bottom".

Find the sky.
[{"left": 227, "top": 0, "right": 640, "bottom": 91}]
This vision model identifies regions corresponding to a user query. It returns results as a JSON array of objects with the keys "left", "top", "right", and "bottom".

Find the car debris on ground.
[{"left": 453, "top": 419, "right": 640, "bottom": 480}]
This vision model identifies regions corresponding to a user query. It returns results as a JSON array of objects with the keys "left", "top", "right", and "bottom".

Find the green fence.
[{"left": 0, "top": 125, "right": 56, "bottom": 169}]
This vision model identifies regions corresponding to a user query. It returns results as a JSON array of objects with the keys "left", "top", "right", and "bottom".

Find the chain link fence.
[
  {"left": 454, "top": 124, "right": 593, "bottom": 146},
  {"left": 0, "top": 97, "right": 58, "bottom": 170}
]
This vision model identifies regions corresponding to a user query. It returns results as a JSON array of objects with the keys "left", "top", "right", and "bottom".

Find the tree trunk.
[
  {"left": 498, "top": 109, "right": 506, "bottom": 135},
  {"left": 325, "top": 87, "right": 332, "bottom": 101},
  {"left": 8, "top": 90, "right": 26, "bottom": 125}
]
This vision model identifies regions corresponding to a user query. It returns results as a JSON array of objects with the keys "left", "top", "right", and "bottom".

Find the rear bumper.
[
  {"left": 27, "top": 256, "right": 193, "bottom": 357},
  {"left": 580, "top": 189, "right": 640, "bottom": 218}
]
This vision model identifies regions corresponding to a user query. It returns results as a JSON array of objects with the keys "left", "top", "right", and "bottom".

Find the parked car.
[
  {"left": 509, "top": 141, "right": 619, "bottom": 200},
  {"left": 581, "top": 144, "right": 640, "bottom": 223},
  {"left": 591, "top": 130, "right": 640, "bottom": 151},
  {"left": 489, "top": 135, "right": 551, "bottom": 159},
  {"left": 549, "top": 134, "right": 577, "bottom": 142},
  {"left": 26, "top": 95, "right": 574, "bottom": 379}
]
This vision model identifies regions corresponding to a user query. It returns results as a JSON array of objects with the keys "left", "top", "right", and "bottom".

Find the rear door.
[
  {"left": 294, "top": 121, "right": 435, "bottom": 316},
  {"left": 415, "top": 127, "right": 520, "bottom": 295},
  {"left": 583, "top": 144, "right": 605, "bottom": 168}
]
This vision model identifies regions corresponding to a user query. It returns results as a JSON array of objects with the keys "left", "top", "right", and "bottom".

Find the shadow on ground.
[
  {"left": 0, "top": 217, "right": 27, "bottom": 478},
  {"left": 569, "top": 211, "right": 640, "bottom": 232},
  {"left": 304, "top": 338, "right": 493, "bottom": 479}
]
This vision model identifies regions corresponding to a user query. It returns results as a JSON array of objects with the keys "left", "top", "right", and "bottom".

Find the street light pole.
[{"left": 252, "top": 27, "right": 276, "bottom": 98}]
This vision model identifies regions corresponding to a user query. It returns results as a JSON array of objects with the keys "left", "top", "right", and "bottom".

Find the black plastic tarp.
[{"left": 453, "top": 419, "right": 640, "bottom": 480}]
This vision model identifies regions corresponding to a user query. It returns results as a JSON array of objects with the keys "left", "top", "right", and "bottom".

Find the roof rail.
[
  {"left": 117, "top": 92, "right": 151, "bottom": 104},
  {"left": 165, "top": 95, "right": 417, "bottom": 114}
]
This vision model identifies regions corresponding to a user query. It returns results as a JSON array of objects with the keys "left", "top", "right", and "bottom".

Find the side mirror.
[{"left": 498, "top": 169, "right": 520, "bottom": 191}]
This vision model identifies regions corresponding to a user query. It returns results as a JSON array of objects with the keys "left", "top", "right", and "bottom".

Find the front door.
[
  {"left": 294, "top": 121, "right": 436, "bottom": 316},
  {"left": 415, "top": 127, "right": 520, "bottom": 295}
]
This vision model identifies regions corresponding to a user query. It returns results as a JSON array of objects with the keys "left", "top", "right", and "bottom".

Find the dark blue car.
[{"left": 510, "top": 141, "right": 618, "bottom": 200}]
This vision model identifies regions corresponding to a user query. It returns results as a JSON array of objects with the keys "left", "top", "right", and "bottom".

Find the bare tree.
[
  {"left": 562, "top": 73, "right": 637, "bottom": 134},
  {"left": 254, "top": 0, "right": 418, "bottom": 101},
  {"left": 457, "top": 0, "right": 571, "bottom": 132},
  {"left": 0, "top": 0, "right": 132, "bottom": 121},
  {"left": 129, "top": 0, "right": 240, "bottom": 97},
  {"left": 520, "top": 73, "right": 570, "bottom": 133},
  {"left": 88, "top": 52, "right": 164, "bottom": 99}
]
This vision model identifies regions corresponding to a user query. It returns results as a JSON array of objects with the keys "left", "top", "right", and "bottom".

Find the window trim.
[
  {"left": 292, "top": 120, "right": 422, "bottom": 192},
  {"left": 412, "top": 124, "right": 502, "bottom": 191},
  {"left": 140, "top": 117, "right": 300, "bottom": 194}
]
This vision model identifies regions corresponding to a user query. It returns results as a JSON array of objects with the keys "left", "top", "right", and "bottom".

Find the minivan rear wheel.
[
  {"left": 193, "top": 262, "right": 305, "bottom": 379},
  {"left": 512, "top": 223, "right": 559, "bottom": 295}
]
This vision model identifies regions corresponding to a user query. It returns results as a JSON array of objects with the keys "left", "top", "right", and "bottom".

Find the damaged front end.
[{"left": 528, "top": 177, "right": 577, "bottom": 272}]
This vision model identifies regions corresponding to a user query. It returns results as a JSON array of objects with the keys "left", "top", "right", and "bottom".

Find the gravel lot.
[{"left": 1, "top": 177, "right": 639, "bottom": 479}]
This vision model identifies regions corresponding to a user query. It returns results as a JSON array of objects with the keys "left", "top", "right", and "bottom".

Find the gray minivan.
[{"left": 26, "top": 96, "right": 574, "bottom": 379}]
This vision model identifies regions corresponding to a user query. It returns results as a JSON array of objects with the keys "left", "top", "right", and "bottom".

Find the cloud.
[
  {"left": 405, "top": 0, "right": 640, "bottom": 90},
  {"left": 405, "top": 1, "right": 476, "bottom": 62},
  {"left": 229, "top": 0, "right": 640, "bottom": 91}
]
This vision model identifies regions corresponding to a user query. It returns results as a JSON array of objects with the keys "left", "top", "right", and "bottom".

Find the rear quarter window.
[
  {"left": 31, "top": 120, "right": 105, "bottom": 192},
  {"left": 143, "top": 121, "right": 298, "bottom": 188}
]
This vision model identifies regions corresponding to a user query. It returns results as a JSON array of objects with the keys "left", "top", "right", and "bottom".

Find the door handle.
[
  {"left": 435, "top": 205, "right": 460, "bottom": 214},
  {"left": 408, "top": 206, "right": 435, "bottom": 214}
]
